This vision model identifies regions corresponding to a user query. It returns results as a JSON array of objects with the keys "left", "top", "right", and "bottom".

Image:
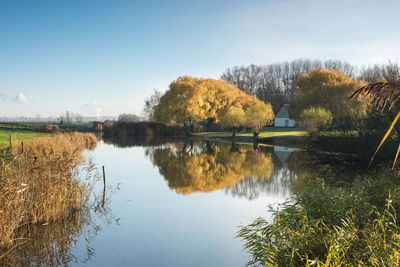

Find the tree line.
[{"left": 221, "top": 59, "right": 400, "bottom": 111}]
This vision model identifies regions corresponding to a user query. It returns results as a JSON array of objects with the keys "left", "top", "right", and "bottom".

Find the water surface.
[{"left": 71, "top": 139, "right": 296, "bottom": 266}]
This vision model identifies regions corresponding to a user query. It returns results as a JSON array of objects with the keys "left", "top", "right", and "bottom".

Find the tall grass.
[
  {"left": 238, "top": 175, "right": 400, "bottom": 266},
  {"left": 0, "top": 132, "right": 98, "bottom": 250}
]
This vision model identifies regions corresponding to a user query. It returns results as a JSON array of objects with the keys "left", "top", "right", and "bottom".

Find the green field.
[
  {"left": 0, "top": 129, "right": 50, "bottom": 150},
  {"left": 194, "top": 127, "right": 307, "bottom": 139},
  {"left": 0, "top": 122, "right": 92, "bottom": 132}
]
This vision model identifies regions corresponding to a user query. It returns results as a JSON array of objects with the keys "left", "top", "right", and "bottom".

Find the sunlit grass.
[
  {"left": 194, "top": 127, "right": 307, "bottom": 138},
  {"left": 0, "top": 129, "right": 50, "bottom": 150}
]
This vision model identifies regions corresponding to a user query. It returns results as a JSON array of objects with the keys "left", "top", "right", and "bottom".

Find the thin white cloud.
[
  {"left": 0, "top": 92, "right": 11, "bottom": 101},
  {"left": 81, "top": 100, "right": 103, "bottom": 119},
  {"left": 13, "top": 93, "right": 33, "bottom": 104}
]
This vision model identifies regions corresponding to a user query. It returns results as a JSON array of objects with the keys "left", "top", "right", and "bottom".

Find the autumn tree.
[
  {"left": 153, "top": 76, "right": 270, "bottom": 132},
  {"left": 290, "top": 68, "right": 368, "bottom": 127},
  {"left": 243, "top": 102, "right": 274, "bottom": 140},
  {"left": 219, "top": 107, "right": 245, "bottom": 137},
  {"left": 221, "top": 59, "right": 356, "bottom": 111}
]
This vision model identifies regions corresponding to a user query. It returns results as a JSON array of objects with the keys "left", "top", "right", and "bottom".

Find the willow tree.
[
  {"left": 243, "top": 102, "right": 274, "bottom": 140},
  {"left": 219, "top": 107, "right": 245, "bottom": 137},
  {"left": 153, "top": 76, "right": 273, "bottom": 132},
  {"left": 291, "top": 68, "right": 368, "bottom": 127}
]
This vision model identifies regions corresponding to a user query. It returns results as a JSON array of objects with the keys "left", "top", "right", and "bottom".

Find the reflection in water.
[
  {"left": 103, "top": 136, "right": 304, "bottom": 200},
  {"left": 225, "top": 167, "right": 297, "bottom": 200},
  {"left": 145, "top": 141, "right": 276, "bottom": 196}
]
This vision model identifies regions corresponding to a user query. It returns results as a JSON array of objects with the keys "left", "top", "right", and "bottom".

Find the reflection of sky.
[
  {"left": 72, "top": 141, "right": 293, "bottom": 267},
  {"left": 225, "top": 167, "right": 297, "bottom": 200}
]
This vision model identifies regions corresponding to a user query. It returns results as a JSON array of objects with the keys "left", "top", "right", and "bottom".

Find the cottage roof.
[{"left": 275, "top": 104, "right": 291, "bottom": 118}]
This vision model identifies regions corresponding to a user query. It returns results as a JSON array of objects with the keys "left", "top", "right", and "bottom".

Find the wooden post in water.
[{"left": 102, "top": 166, "right": 106, "bottom": 207}]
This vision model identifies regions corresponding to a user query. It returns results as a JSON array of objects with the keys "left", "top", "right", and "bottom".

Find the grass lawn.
[
  {"left": 194, "top": 127, "right": 307, "bottom": 138},
  {"left": 0, "top": 129, "right": 50, "bottom": 150}
]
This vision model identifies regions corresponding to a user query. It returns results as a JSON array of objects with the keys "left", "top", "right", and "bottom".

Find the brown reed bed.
[{"left": 0, "top": 132, "right": 98, "bottom": 253}]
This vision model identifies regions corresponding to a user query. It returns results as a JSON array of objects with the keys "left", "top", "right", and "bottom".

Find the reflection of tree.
[
  {"left": 225, "top": 167, "right": 297, "bottom": 200},
  {"left": 147, "top": 142, "right": 274, "bottom": 195}
]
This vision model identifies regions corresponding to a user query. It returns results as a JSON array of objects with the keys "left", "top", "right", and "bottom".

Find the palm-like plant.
[{"left": 350, "top": 82, "right": 400, "bottom": 168}]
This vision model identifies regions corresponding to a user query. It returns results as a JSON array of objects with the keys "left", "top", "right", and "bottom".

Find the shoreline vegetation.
[{"left": 0, "top": 132, "right": 98, "bottom": 261}]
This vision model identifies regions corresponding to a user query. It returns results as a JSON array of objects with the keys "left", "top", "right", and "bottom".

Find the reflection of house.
[
  {"left": 275, "top": 104, "right": 295, "bottom": 127},
  {"left": 273, "top": 146, "right": 294, "bottom": 164}
]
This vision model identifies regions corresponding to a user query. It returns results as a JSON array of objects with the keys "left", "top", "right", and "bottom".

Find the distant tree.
[
  {"left": 243, "top": 102, "right": 274, "bottom": 140},
  {"left": 118, "top": 113, "right": 140, "bottom": 122},
  {"left": 74, "top": 113, "right": 84, "bottom": 124},
  {"left": 221, "top": 59, "right": 356, "bottom": 111},
  {"left": 143, "top": 89, "right": 163, "bottom": 121},
  {"left": 290, "top": 68, "right": 368, "bottom": 127},
  {"left": 358, "top": 61, "right": 400, "bottom": 83},
  {"left": 65, "top": 111, "right": 73, "bottom": 124}
]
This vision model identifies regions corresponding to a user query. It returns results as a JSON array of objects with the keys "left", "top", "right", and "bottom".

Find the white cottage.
[{"left": 274, "top": 104, "right": 295, "bottom": 127}]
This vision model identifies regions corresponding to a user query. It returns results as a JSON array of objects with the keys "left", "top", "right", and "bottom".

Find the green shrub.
[
  {"left": 238, "top": 175, "right": 400, "bottom": 266},
  {"left": 299, "top": 107, "right": 333, "bottom": 138}
]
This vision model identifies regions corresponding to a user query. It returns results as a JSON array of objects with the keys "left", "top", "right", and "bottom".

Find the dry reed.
[{"left": 0, "top": 132, "right": 98, "bottom": 249}]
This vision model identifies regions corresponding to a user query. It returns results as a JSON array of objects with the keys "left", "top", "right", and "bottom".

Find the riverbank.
[
  {"left": 0, "top": 129, "right": 50, "bottom": 150},
  {"left": 192, "top": 127, "right": 308, "bottom": 148}
]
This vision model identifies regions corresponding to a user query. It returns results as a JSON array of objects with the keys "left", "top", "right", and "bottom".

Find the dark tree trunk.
[
  {"left": 206, "top": 140, "right": 215, "bottom": 154},
  {"left": 253, "top": 141, "right": 259, "bottom": 151},
  {"left": 230, "top": 141, "right": 240, "bottom": 152},
  {"left": 253, "top": 131, "right": 259, "bottom": 140}
]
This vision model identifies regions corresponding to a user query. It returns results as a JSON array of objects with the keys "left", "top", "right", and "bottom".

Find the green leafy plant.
[{"left": 299, "top": 107, "right": 333, "bottom": 139}]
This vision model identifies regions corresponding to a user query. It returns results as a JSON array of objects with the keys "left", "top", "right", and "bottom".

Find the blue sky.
[{"left": 1, "top": 0, "right": 400, "bottom": 117}]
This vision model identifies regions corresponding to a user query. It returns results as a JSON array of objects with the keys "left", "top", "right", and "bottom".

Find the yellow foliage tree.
[
  {"left": 153, "top": 76, "right": 273, "bottom": 132},
  {"left": 290, "top": 68, "right": 368, "bottom": 127},
  {"left": 243, "top": 102, "right": 275, "bottom": 139},
  {"left": 219, "top": 107, "right": 245, "bottom": 137}
]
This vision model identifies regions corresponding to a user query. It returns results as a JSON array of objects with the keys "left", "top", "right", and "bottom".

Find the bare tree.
[
  {"left": 142, "top": 89, "right": 163, "bottom": 121},
  {"left": 221, "top": 59, "right": 359, "bottom": 111}
]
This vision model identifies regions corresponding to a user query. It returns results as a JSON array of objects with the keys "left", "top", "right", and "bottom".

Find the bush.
[
  {"left": 238, "top": 175, "right": 400, "bottom": 266},
  {"left": 299, "top": 107, "right": 333, "bottom": 138},
  {"left": 38, "top": 124, "right": 61, "bottom": 133}
]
